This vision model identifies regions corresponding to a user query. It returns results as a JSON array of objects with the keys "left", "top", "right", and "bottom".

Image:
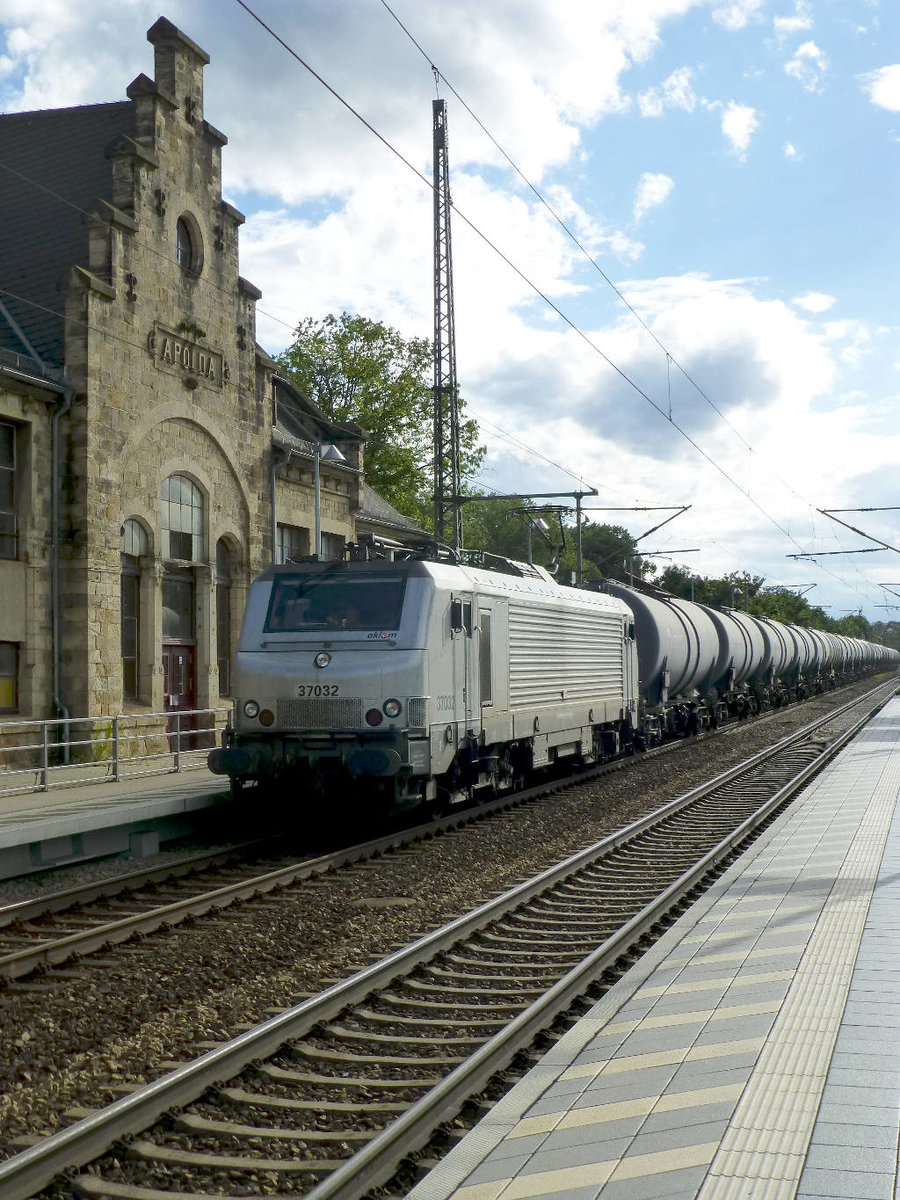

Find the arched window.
[
  {"left": 161, "top": 475, "right": 204, "bottom": 563},
  {"left": 121, "top": 519, "right": 149, "bottom": 702},
  {"left": 216, "top": 539, "right": 232, "bottom": 695},
  {"left": 176, "top": 217, "right": 196, "bottom": 273}
]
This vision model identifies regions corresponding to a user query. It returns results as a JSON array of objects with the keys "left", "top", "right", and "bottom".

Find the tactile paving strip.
[{"left": 408, "top": 701, "right": 900, "bottom": 1200}]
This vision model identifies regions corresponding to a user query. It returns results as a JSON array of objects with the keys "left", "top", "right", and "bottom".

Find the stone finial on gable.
[{"left": 146, "top": 17, "right": 210, "bottom": 126}]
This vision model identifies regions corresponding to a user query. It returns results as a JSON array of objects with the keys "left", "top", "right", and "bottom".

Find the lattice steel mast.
[{"left": 432, "top": 98, "right": 462, "bottom": 550}]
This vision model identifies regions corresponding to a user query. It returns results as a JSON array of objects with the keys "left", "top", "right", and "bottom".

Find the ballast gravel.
[{"left": 0, "top": 681, "right": 891, "bottom": 1163}]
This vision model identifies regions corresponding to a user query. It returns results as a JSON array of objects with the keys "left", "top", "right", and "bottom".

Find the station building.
[{"left": 0, "top": 17, "right": 421, "bottom": 728}]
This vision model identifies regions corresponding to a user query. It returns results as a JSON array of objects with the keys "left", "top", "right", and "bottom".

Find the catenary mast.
[{"left": 432, "top": 98, "right": 463, "bottom": 550}]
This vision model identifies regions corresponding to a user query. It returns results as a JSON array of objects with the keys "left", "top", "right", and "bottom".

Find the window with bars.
[
  {"left": 0, "top": 422, "right": 17, "bottom": 560},
  {"left": 120, "top": 520, "right": 149, "bottom": 702},
  {"left": 216, "top": 539, "right": 232, "bottom": 695},
  {"left": 121, "top": 565, "right": 139, "bottom": 700}
]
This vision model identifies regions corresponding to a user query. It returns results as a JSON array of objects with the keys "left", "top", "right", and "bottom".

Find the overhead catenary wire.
[
  {"left": 230, "top": 5, "right": 799, "bottom": 537},
  {"left": 0, "top": 9, "right": 880, "bottom": 612},
  {"left": 377, "top": 0, "right": 824, "bottom": 517},
  {"left": 231, "top": 0, "right": 881, "bottom": 612}
]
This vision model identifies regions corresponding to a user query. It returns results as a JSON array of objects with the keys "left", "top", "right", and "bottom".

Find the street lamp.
[{"left": 314, "top": 442, "right": 346, "bottom": 560}]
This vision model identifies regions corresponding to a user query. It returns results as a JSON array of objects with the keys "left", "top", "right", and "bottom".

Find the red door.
[{"left": 163, "top": 643, "right": 196, "bottom": 751}]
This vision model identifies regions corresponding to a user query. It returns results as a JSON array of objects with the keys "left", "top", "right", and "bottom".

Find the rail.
[
  {"left": 0, "top": 706, "right": 231, "bottom": 797},
  {"left": 0, "top": 685, "right": 891, "bottom": 1200}
]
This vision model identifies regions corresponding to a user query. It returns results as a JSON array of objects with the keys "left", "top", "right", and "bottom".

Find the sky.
[{"left": 1, "top": 0, "right": 899, "bottom": 620}]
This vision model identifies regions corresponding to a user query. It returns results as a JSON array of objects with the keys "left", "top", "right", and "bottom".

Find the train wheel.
[{"left": 491, "top": 746, "right": 516, "bottom": 795}]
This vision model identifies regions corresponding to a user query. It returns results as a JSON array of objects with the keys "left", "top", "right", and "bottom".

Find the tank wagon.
[
  {"left": 607, "top": 580, "right": 898, "bottom": 739},
  {"left": 210, "top": 550, "right": 899, "bottom": 810},
  {"left": 210, "top": 555, "right": 640, "bottom": 809}
]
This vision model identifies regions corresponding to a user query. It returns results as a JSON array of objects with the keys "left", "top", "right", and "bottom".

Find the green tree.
[
  {"left": 573, "top": 521, "right": 644, "bottom": 583},
  {"left": 655, "top": 565, "right": 763, "bottom": 607},
  {"left": 459, "top": 497, "right": 541, "bottom": 563},
  {"left": 276, "top": 312, "right": 484, "bottom": 525},
  {"left": 835, "top": 612, "right": 873, "bottom": 639},
  {"left": 872, "top": 621, "right": 900, "bottom": 651}
]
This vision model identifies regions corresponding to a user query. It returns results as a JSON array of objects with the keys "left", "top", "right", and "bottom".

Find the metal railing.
[{"left": 0, "top": 707, "right": 231, "bottom": 797}]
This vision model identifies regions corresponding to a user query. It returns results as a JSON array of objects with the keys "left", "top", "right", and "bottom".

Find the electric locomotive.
[{"left": 209, "top": 551, "right": 639, "bottom": 809}]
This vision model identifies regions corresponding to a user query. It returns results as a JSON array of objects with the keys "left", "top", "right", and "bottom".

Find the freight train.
[{"left": 208, "top": 546, "right": 898, "bottom": 809}]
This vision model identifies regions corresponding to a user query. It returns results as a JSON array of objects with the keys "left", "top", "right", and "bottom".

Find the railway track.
[
  {"left": 1, "top": 679, "right": 893, "bottom": 1200},
  {"left": 0, "top": 680, "right": 885, "bottom": 985}
]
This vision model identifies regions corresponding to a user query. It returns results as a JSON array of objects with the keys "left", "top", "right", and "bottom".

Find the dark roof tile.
[{"left": 0, "top": 102, "right": 134, "bottom": 366}]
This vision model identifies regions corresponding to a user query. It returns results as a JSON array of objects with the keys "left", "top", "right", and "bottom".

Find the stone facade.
[{"left": 0, "top": 17, "right": 417, "bottom": 726}]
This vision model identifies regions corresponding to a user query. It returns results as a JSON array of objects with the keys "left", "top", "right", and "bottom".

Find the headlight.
[
  {"left": 243, "top": 700, "right": 260, "bottom": 719},
  {"left": 365, "top": 708, "right": 383, "bottom": 727},
  {"left": 314, "top": 652, "right": 331, "bottom": 669},
  {"left": 382, "top": 698, "right": 402, "bottom": 718},
  {"left": 259, "top": 709, "right": 275, "bottom": 727}
]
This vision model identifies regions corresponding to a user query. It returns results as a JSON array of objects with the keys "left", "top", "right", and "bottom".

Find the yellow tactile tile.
[
  {"left": 578, "top": 1047, "right": 687, "bottom": 1075},
  {"left": 600, "top": 1017, "right": 643, "bottom": 1037},
  {"left": 662, "top": 942, "right": 808, "bottom": 969},
  {"left": 636, "top": 970, "right": 792, "bottom": 1001},
  {"left": 452, "top": 1182, "right": 509, "bottom": 1200},
  {"left": 696, "top": 783, "right": 898, "bottom": 1199},
  {"left": 507, "top": 1094, "right": 658, "bottom": 1139},
  {"left": 500, "top": 1159, "right": 617, "bottom": 1199},
  {"left": 655, "top": 1082, "right": 745, "bottom": 1112},
  {"left": 685, "top": 1036, "right": 765, "bottom": 1061},
  {"left": 681, "top": 920, "right": 814, "bottom": 946},
  {"left": 608, "top": 1141, "right": 721, "bottom": 1181},
  {"left": 708, "top": 999, "right": 782, "bottom": 1021}
]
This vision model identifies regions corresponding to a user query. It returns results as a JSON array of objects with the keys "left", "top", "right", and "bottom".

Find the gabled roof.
[
  {"left": 0, "top": 101, "right": 134, "bottom": 365},
  {"left": 357, "top": 481, "right": 429, "bottom": 536},
  {"left": 272, "top": 373, "right": 364, "bottom": 445}
]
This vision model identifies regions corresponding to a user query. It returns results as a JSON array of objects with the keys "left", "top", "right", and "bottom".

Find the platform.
[
  {"left": 0, "top": 766, "right": 230, "bottom": 880},
  {"left": 409, "top": 697, "right": 900, "bottom": 1200}
]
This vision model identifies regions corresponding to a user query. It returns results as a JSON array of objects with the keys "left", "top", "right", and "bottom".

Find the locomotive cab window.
[
  {"left": 265, "top": 573, "right": 406, "bottom": 633},
  {"left": 451, "top": 598, "right": 473, "bottom": 636}
]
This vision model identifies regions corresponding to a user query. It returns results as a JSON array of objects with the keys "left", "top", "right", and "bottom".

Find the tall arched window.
[
  {"left": 161, "top": 475, "right": 204, "bottom": 563},
  {"left": 216, "top": 539, "right": 232, "bottom": 696},
  {"left": 161, "top": 477, "right": 202, "bottom": 718},
  {"left": 176, "top": 214, "right": 203, "bottom": 276},
  {"left": 121, "top": 519, "right": 149, "bottom": 701}
]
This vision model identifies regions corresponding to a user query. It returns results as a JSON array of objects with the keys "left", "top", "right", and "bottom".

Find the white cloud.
[
  {"left": 2, "top": 1, "right": 898, "bottom": 616},
  {"left": 859, "top": 65, "right": 900, "bottom": 112},
  {"left": 773, "top": 2, "right": 813, "bottom": 38},
  {"left": 633, "top": 172, "right": 675, "bottom": 221},
  {"left": 793, "top": 292, "right": 835, "bottom": 314},
  {"left": 711, "top": 0, "right": 766, "bottom": 32},
  {"left": 822, "top": 319, "right": 873, "bottom": 368},
  {"left": 637, "top": 66, "right": 698, "bottom": 117},
  {"left": 784, "top": 41, "right": 828, "bottom": 92},
  {"left": 720, "top": 102, "right": 759, "bottom": 158}
]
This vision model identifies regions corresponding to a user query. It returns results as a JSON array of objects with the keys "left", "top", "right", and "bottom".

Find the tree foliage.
[
  {"left": 872, "top": 621, "right": 900, "bottom": 652},
  {"left": 276, "top": 312, "right": 484, "bottom": 526},
  {"left": 460, "top": 507, "right": 644, "bottom": 582},
  {"left": 655, "top": 560, "right": 879, "bottom": 638}
]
